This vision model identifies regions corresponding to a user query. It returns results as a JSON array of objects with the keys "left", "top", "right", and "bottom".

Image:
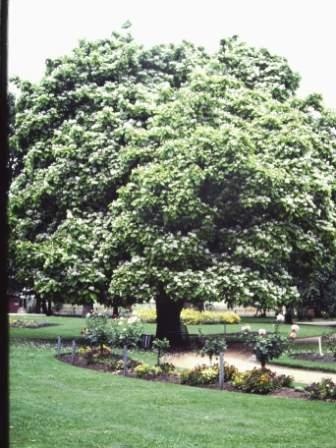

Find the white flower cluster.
[{"left": 276, "top": 313, "right": 285, "bottom": 322}]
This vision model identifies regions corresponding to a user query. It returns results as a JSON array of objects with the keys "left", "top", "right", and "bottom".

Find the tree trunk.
[
  {"left": 285, "top": 306, "right": 294, "bottom": 324},
  {"left": 42, "top": 298, "right": 48, "bottom": 315},
  {"left": 196, "top": 302, "right": 205, "bottom": 311},
  {"left": 35, "top": 296, "right": 42, "bottom": 313},
  {"left": 112, "top": 305, "right": 119, "bottom": 319},
  {"left": 155, "top": 290, "right": 184, "bottom": 348},
  {"left": 46, "top": 299, "right": 53, "bottom": 316}
]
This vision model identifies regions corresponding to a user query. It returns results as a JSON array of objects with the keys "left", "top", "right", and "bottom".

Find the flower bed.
[
  {"left": 58, "top": 349, "right": 311, "bottom": 400},
  {"left": 9, "top": 318, "right": 57, "bottom": 329}
]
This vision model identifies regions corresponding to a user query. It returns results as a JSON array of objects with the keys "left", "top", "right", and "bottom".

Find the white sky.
[{"left": 8, "top": 0, "right": 336, "bottom": 110}]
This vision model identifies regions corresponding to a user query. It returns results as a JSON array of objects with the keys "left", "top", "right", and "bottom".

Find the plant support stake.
[
  {"left": 56, "top": 336, "right": 62, "bottom": 356},
  {"left": 123, "top": 345, "right": 128, "bottom": 376},
  {"left": 71, "top": 340, "right": 76, "bottom": 363},
  {"left": 219, "top": 351, "right": 225, "bottom": 390},
  {"left": 318, "top": 336, "right": 324, "bottom": 356}
]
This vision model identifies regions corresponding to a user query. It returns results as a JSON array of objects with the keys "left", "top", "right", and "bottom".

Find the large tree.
[{"left": 9, "top": 29, "right": 336, "bottom": 344}]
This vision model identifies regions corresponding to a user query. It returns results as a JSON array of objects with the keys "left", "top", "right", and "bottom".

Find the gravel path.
[{"left": 167, "top": 349, "right": 336, "bottom": 384}]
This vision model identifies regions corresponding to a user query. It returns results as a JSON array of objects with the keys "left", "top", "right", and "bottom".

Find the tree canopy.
[{"left": 9, "top": 29, "right": 336, "bottom": 344}]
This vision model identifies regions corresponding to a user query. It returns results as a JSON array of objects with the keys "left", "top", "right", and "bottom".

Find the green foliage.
[
  {"left": 181, "top": 309, "right": 240, "bottom": 325},
  {"left": 245, "top": 330, "right": 288, "bottom": 368},
  {"left": 134, "top": 363, "right": 160, "bottom": 378},
  {"left": 158, "top": 362, "right": 176, "bottom": 374},
  {"left": 152, "top": 337, "right": 170, "bottom": 366},
  {"left": 306, "top": 378, "right": 336, "bottom": 401},
  {"left": 180, "top": 364, "right": 219, "bottom": 385},
  {"left": 109, "top": 316, "right": 143, "bottom": 349},
  {"left": 200, "top": 337, "right": 227, "bottom": 364},
  {"left": 180, "top": 362, "right": 238, "bottom": 385},
  {"left": 134, "top": 361, "right": 176, "bottom": 378},
  {"left": 82, "top": 313, "right": 143, "bottom": 352},
  {"left": 135, "top": 308, "right": 157, "bottom": 323},
  {"left": 81, "top": 314, "right": 111, "bottom": 352},
  {"left": 9, "top": 318, "right": 51, "bottom": 329},
  {"left": 9, "top": 29, "right": 336, "bottom": 340},
  {"left": 325, "top": 334, "right": 336, "bottom": 359},
  {"left": 232, "top": 368, "right": 293, "bottom": 394},
  {"left": 135, "top": 308, "right": 240, "bottom": 324}
]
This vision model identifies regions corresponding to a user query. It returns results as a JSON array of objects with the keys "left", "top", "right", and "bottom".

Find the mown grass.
[
  {"left": 270, "top": 341, "right": 336, "bottom": 373},
  {"left": 9, "top": 314, "right": 332, "bottom": 341},
  {"left": 10, "top": 343, "right": 336, "bottom": 448},
  {"left": 271, "top": 354, "right": 336, "bottom": 373}
]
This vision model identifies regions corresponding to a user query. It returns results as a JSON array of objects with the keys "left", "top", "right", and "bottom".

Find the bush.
[
  {"left": 200, "top": 337, "right": 227, "bottom": 364},
  {"left": 244, "top": 331, "right": 288, "bottom": 368},
  {"left": 181, "top": 364, "right": 219, "bottom": 385},
  {"left": 181, "top": 309, "right": 240, "bottom": 325},
  {"left": 158, "top": 362, "right": 176, "bottom": 374},
  {"left": 273, "top": 374, "right": 294, "bottom": 388},
  {"left": 82, "top": 314, "right": 111, "bottom": 354},
  {"left": 223, "top": 363, "right": 239, "bottom": 381},
  {"left": 306, "top": 378, "right": 336, "bottom": 401},
  {"left": 134, "top": 308, "right": 157, "bottom": 323},
  {"left": 9, "top": 318, "right": 51, "bottom": 328},
  {"left": 325, "top": 334, "right": 336, "bottom": 359},
  {"left": 152, "top": 338, "right": 170, "bottom": 366},
  {"left": 232, "top": 368, "right": 293, "bottom": 394},
  {"left": 135, "top": 308, "right": 240, "bottom": 325},
  {"left": 180, "top": 362, "right": 238, "bottom": 386},
  {"left": 109, "top": 317, "right": 143, "bottom": 349},
  {"left": 134, "top": 363, "right": 160, "bottom": 378}
]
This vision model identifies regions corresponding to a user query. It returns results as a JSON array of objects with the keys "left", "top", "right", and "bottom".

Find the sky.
[{"left": 8, "top": 0, "right": 336, "bottom": 110}]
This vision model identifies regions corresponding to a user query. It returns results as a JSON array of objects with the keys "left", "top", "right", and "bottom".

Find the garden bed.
[
  {"left": 9, "top": 319, "right": 59, "bottom": 329},
  {"left": 291, "top": 352, "right": 336, "bottom": 363},
  {"left": 57, "top": 351, "right": 308, "bottom": 400}
]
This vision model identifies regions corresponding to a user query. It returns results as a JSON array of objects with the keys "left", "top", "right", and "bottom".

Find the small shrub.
[
  {"left": 82, "top": 313, "right": 111, "bottom": 354},
  {"left": 231, "top": 368, "right": 292, "bottom": 394},
  {"left": 79, "top": 345, "right": 112, "bottom": 363},
  {"left": 244, "top": 331, "right": 288, "bottom": 368},
  {"left": 306, "top": 378, "right": 336, "bottom": 401},
  {"left": 180, "top": 362, "right": 237, "bottom": 386},
  {"left": 200, "top": 337, "right": 227, "bottom": 365},
  {"left": 109, "top": 317, "right": 143, "bottom": 349},
  {"left": 158, "top": 362, "right": 176, "bottom": 374},
  {"left": 152, "top": 338, "right": 170, "bottom": 366},
  {"left": 325, "top": 334, "right": 336, "bottom": 359},
  {"left": 273, "top": 374, "right": 293, "bottom": 388},
  {"left": 224, "top": 363, "right": 239, "bottom": 381},
  {"left": 180, "top": 364, "right": 219, "bottom": 385},
  {"left": 134, "top": 363, "right": 159, "bottom": 378}
]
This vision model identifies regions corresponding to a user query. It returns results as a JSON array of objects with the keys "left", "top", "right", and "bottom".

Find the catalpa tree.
[{"left": 9, "top": 29, "right": 336, "bottom": 345}]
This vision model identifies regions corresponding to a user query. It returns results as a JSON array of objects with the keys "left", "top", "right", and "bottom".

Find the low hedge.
[{"left": 135, "top": 308, "right": 240, "bottom": 325}]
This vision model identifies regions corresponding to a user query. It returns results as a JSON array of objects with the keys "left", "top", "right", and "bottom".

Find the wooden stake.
[{"left": 219, "top": 352, "right": 225, "bottom": 390}]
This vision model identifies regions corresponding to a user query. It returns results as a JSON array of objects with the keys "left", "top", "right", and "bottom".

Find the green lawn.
[
  {"left": 9, "top": 314, "right": 332, "bottom": 341},
  {"left": 10, "top": 343, "right": 336, "bottom": 448},
  {"left": 270, "top": 342, "right": 336, "bottom": 373},
  {"left": 271, "top": 353, "right": 336, "bottom": 373}
]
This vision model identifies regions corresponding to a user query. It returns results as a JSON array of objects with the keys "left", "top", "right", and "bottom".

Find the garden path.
[{"left": 167, "top": 349, "right": 336, "bottom": 384}]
